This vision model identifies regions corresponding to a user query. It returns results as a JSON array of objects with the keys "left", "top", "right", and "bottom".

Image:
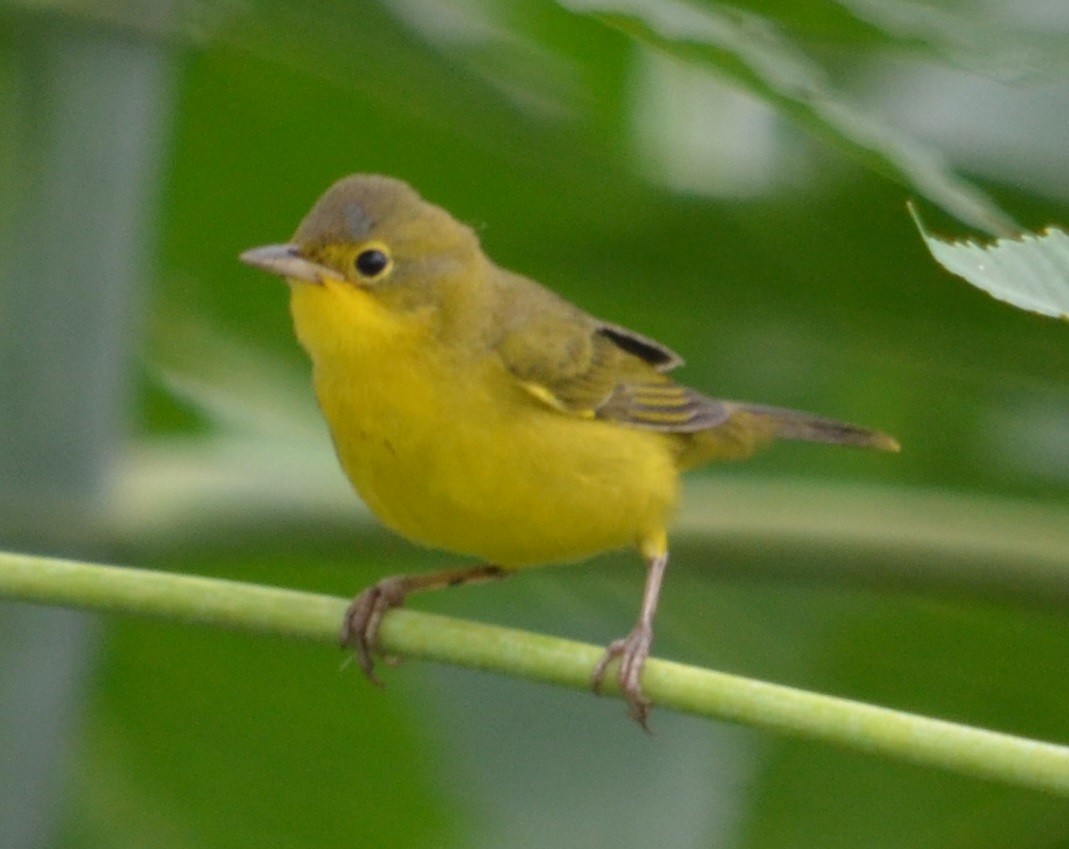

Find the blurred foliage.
[{"left": 1, "top": 0, "right": 1068, "bottom": 847}]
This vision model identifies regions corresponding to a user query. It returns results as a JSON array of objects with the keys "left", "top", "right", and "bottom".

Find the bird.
[{"left": 240, "top": 174, "right": 899, "bottom": 727}]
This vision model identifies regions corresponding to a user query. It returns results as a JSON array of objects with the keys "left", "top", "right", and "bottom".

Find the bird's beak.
[{"left": 239, "top": 243, "right": 339, "bottom": 284}]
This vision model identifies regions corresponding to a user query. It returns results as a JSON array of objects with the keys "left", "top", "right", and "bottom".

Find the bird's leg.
[
  {"left": 340, "top": 563, "right": 507, "bottom": 683},
  {"left": 591, "top": 551, "right": 669, "bottom": 730}
]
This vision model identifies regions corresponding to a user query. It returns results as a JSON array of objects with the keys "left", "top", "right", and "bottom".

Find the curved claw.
[
  {"left": 591, "top": 623, "right": 654, "bottom": 731},
  {"left": 339, "top": 564, "right": 508, "bottom": 687},
  {"left": 339, "top": 576, "right": 409, "bottom": 684}
]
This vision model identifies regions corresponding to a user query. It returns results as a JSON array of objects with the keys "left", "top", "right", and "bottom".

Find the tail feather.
[
  {"left": 677, "top": 402, "right": 899, "bottom": 470},
  {"left": 739, "top": 404, "right": 900, "bottom": 453}
]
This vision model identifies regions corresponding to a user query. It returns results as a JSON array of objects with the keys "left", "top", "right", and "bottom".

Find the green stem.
[{"left": 2, "top": 549, "right": 1067, "bottom": 795}]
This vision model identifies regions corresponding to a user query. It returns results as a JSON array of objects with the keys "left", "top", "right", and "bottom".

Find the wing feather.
[
  {"left": 491, "top": 272, "right": 718, "bottom": 432},
  {"left": 597, "top": 381, "right": 730, "bottom": 432}
]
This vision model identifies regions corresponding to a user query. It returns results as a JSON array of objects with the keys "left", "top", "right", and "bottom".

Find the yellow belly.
[{"left": 312, "top": 346, "right": 678, "bottom": 568}]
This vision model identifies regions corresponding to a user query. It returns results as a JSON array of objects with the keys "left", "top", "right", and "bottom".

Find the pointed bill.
[{"left": 239, "top": 244, "right": 340, "bottom": 284}]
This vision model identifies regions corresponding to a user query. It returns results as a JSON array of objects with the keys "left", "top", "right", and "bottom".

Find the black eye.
[{"left": 355, "top": 248, "right": 390, "bottom": 279}]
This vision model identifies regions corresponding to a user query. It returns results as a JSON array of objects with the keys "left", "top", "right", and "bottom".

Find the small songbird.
[{"left": 240, "top": 174, "right": 898, "bottom": 727}]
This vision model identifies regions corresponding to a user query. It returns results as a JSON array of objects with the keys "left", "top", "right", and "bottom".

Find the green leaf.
[{"left": 911, "top": 206, "right": 1069, "bottom": 320}]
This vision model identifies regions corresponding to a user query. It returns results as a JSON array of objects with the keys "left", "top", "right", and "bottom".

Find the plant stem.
[{"left": 2, "top": 548, "right": 1067, "bottom": 795}]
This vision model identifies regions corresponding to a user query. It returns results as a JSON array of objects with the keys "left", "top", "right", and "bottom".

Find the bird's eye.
[{"left": 354, "top": 247, "right": 391, "bottom": 279}]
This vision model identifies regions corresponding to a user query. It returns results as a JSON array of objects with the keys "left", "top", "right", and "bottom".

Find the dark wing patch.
[
  {"left": 595, "top": 323, "right": 683, "bottom": 372},
  {"left": 597, "top": 381, "right": 730, "bottom": 432}
]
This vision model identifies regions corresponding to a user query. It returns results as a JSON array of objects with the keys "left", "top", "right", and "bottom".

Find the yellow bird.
[{"left": 240, "top": 174, "right": 898, "bottom": 726}]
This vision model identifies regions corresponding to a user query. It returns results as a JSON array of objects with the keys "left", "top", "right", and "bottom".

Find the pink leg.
[
  {"left": 591, "top": 551, "right": 668, "bottom": 730},
  {"left": 340, "top": 563, "right": 506, "bottom": 683}
]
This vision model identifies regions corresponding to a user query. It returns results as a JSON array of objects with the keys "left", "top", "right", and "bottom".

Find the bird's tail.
[
  {"left": 738, "top": 403, "right": 900, "bottom": 452},
  {"left": 678, "top": 402, "right": 899, "bottom": 469}
]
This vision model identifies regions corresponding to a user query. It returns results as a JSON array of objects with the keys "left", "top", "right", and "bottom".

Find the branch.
[{"left": 2, "top": 549, "right": 1067, "bottom": 795}]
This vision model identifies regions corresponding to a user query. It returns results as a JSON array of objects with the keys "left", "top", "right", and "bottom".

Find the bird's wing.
[
  {"left": 594, "top": 378, "right": 730, "bottom": 432},
  {"left": 492, "top": 288, "right": 728, "bottom": 433}
]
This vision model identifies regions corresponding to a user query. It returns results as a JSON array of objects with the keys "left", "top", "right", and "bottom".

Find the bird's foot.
[
  {"left": 339, "top": 576, "right": 409, "bottom": 684},
  {"left": 591, "top": 623, "right": 654, "bottom": 731}
]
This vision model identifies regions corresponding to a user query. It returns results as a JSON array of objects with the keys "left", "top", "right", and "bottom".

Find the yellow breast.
[{"left": 290, "top": 280, "right": 679, "bottom": 568}]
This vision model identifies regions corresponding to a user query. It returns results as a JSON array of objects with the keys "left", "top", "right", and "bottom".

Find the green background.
[{"left": 1, "top": 1, "right": 1067, "bottom": 847}]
